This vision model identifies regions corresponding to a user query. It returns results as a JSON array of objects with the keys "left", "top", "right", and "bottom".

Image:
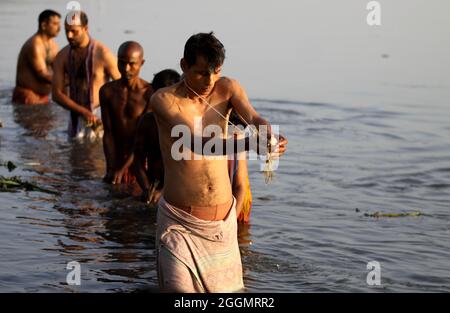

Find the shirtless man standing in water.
[
  {"left": 52, "top": 11, "right": 120, "bottom": 139},
  {"left": 112, "top": 69, "right": 181, "bottom": 203},
  {"left": 151, "top": 32, "right": 287, "bottom": 292},
  {"left": 13, "top": 10, "right": 61, "bottom": 105},
  {"left": 100, "top": 41, "right": 153, "bottom": 184}
]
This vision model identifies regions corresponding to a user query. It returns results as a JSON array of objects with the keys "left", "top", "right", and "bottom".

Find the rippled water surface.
[
  {"left": 1, "top": 0, "right": 450, "bottom": 292},
  {"left": 1, "top": 93, "right": 449, "bottom": 292}
]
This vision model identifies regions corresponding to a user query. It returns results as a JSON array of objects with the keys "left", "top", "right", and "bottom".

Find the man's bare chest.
[
  {"left": 169, "top": 97, "right": 230, "bottom": 128},
  {"left": 112, "top": 90, "right": 148, "bottom": 120}
]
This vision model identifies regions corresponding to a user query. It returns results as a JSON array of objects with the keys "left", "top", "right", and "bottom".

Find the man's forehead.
[
  {"left": 64, "top": 23, "right": 84, "bottom": 30},
  {"left": 193, "top": 56, "right": 222, "bottom": 72},
  {"left": 118, "top": 50, "right": 143, "bottom": 61},
  {"left": 49, "top": 15, "right": 61, "bottom": 22}
]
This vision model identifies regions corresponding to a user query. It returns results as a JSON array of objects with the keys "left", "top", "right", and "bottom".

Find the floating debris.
[
  {"left": 364, "top": 211, "right": 423, "bottom": 218},
  {"left": 2, "top": 161, "right": 42, "bottom": 171},
  {"left": 262, "top": 136, "right": 278, "bottom": 184},
  {"left": 0, "top": 175, "right": 60, "bottom": 195},
  {"left": 1, "top": 161, "right": 17, "bottom": 172},
  {"left": 23, "top": 162, "right": 41, "bottom": 166},
  {"left": 263, "top": 155, "right": 274, "bottom": 184}
]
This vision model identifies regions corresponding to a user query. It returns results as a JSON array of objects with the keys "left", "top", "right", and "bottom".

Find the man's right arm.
[
  {"left": 52, "top": 50, "right": 98, "bottom": 123},
  {"left": 132, "top": 122, "right": 151, "bottom": 193},
  {"left": 100, "top": 86, "right": 117, "bottom": 183}
]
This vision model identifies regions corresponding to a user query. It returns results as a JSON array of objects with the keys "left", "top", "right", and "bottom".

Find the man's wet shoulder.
[
  {"left": 100, "top": 80, "right": 120, "bottom": 96},
  {"left": 215, "top": 76, "right": 238, "bottom": 96},
  {"left": 217, "top": 76, "right": 237, "bottom": 89},
  {"left": 141, "top": 79, "right": 153, "bottom": 97},
  {"left": 94, "top": 40, "right": 115, "bottom": 58},
  {"left": 151, "top": 86, "right": 176, "bottom": 102},
  {"left": 28, "top": 34, "right": 46, "bottom": 45},
  {"left": 21, "top": 35, "right": 42, "bottom": 54}
]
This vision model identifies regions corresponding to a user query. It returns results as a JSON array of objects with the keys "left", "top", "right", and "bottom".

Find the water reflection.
[
  {"left": 67, "top": 140, "right": 105, "bottom": 180},
  {"left": 12, "top": 103, "right": 56, "bottom": 139}
]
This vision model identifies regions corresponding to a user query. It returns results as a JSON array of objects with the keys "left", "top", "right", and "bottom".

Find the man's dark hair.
[
  {"left": 65, "top": 11, "right": 88, "bottom": 27},
  {"left": 152, "top": 69, "right": 181, "bottom": 91},
  {"left": 38, "top": 9, "right": 61, "bottom": 29},
  {"left": 183, "top": 32, "right": 225, "bottom": 71}
]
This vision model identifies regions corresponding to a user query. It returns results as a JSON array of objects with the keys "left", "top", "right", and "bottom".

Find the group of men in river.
[{"left": 13, "top": 9, "right": 288, "bottom": 292}]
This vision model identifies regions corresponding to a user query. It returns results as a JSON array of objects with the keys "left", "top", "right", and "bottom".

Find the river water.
[{"left": 1, "top": 0, "right": 450, "bottom": 292}]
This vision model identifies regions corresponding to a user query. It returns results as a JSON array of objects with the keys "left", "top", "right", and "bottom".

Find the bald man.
[{"left": 100, "top": 41, "right": 153, "bottom": 184}]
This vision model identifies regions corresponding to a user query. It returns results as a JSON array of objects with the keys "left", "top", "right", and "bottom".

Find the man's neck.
[
  {"left": 121, "top": 77, "right": 141, "bottom": 90},
  {"left": 73, "top": 35, "right": 91, "bottom": 50},
  {"left": 37, "top": 31, "right": 51, "bottom": 42},
  {"left": 183, "top": 80, "right": 209, "bottom": 101}
]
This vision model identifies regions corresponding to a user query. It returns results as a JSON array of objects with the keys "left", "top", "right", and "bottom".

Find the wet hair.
[
  {"left": 152, "top": 69, "right": 181, "bottom": 91},
  {"left": 38, "top": 9, "right": 60, "bottom": 29},
  {"left": 183, "top": 32, "right": 225, "bottom": 71},
  {"left": 64, "top": 10, "right": 88, "bottom": 27}
]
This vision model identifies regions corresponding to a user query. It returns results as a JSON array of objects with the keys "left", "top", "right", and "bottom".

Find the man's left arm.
[
  {"left": 29, "top": 43, "right": 52, "bottom": 84},
  {"left": 229, "top": 78, "right": 269, "bottom": 132},
  {"left": 228, "top": 79, "right": 287, "bottom": 155},
  {"left": 100, "top": 86, "right": 117, "bottom": 182}
]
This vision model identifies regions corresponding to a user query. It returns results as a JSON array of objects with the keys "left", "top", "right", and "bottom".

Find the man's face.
[
  {"left": 42, "top": 15, "right": 61, "bottom": 38},
  {"left": 64, "top": 23, "right": 87, "bottom": 47},
  {"left": 118, "top": 50, "right": 144, "bottom": 81},
  {"left": 182, "top": 56, "right": 222, "bottom": 96}
]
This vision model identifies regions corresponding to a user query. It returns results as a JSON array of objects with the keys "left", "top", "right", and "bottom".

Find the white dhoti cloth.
[
  {"left": 156, "top": 196, "right": 244, "bottom": 293},
  {"left": 68, "top": 106, "right": 103, "bottom": 140}
]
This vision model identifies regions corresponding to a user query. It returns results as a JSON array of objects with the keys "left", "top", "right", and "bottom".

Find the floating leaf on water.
[{"left": 0, "top": 175, "right": 60, "bottom": 195}]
